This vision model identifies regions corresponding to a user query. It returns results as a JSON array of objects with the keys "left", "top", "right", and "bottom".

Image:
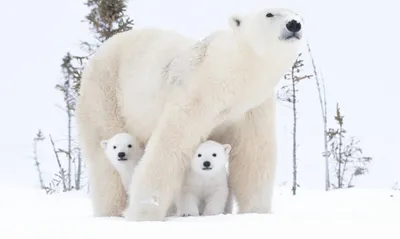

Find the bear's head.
[
  {"left": 100, "top": 133, "right": 139, "bottom": 164},
  {"left": 229, "top": 8, "right": 304, "bottom": 61},
  {"left": 190, "top": 140, "right": 231, "bottom": 175}
]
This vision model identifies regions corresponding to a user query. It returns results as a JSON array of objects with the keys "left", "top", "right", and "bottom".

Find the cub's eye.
[
  {"left": 128, "top": 144, "right": 132, "bottom": 148},
  {"left": 266, "top": 13, "right": 274, "bottom": 18},
  {"left": 198, "top": 154, "right": 202, "bottom": 157},
  {"left": 113, "top": 146, "right": 116, "bottom": 149},
  {"left": 212, "top": 153, "right": 217, "bottom": 157}
]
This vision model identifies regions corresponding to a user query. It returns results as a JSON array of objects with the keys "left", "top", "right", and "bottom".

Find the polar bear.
[
  {"left": 76, "top": 7, "right": 305, "bottom": 221},
  {"left": 177, "top": 140, "right": 231, "bottom": 217},
  {"left": 100, "top": 133, "right": 144, "bottom": 193}
]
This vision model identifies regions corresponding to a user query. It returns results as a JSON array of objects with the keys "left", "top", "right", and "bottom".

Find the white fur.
[
  {"left": 176, "top": 140, "right": 231, "bottom": 217},
  {"left": 100, "top": 133, "right": 144, "bottom": 193},
  {"left": 76, "top": 8, "right": 305, "bottom": 221}
]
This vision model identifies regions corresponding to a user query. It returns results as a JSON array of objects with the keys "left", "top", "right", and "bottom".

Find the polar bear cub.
[
  {"left": 100, "top": 133, "right": 144, "bottom": 193},
  {"left": 177, "top": 140, "right": 231, "bottom": 217}
]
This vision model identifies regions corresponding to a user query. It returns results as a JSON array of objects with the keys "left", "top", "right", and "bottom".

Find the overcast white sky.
[{"left": 0, "top": 0, "right": 398, "bottom": 191}]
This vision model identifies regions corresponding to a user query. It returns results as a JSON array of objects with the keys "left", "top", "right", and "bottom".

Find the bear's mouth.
[
  {"left": 118, "top": 158, "right": 127, "bottom": 161},
  {"left": 284, "top": 33, "right": 300, "bottom": 40},
  {"left": 202, "top": 167, "right": 212, "bottom": 171},
  {"left": 280, "top": 31, "right": 302, "bottom": 41}
]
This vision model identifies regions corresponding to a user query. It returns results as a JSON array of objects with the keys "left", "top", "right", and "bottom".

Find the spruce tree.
[{"left": 327, "top": 103, "right": 372, "bottom": 189}]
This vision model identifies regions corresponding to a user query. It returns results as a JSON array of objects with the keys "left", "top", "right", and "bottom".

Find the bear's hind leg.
[
  {"left": 76, "top": 58, "right": 128, "bottom": 217},
  {"left": 217, "top": 99, "right": 277, "bottom": 214},
  {"left": 223, "top": 190, "right": 235, "bottom": 214},
  {"left": 78, "top": 129, "right": 127, "bottom": 217}
]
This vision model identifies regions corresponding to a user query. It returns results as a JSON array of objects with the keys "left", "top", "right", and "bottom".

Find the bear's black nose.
[
  {"left": 118, "top": 152, "right": 126, "bottom": 158},
  {"left": 203, "top": 161, "right": 211, "bottom": 168},
  {"left": 286, "top": 19, "right": 301, "bottom": 33}
]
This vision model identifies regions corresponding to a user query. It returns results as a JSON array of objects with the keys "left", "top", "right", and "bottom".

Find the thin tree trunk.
[
  {"left": 68, "top": 112, "right": 72, "bottom": 190},
  {"left": 49, "top": 134, "right": 67, "bottom": 192},
  {"left": 340, "top": 142, "right": 350, "bottom": 185},
  {"left": 307, "top": 42, "right": 330, "bottom": 191},
  {"left": 321, "top": 74, "right": 329, "bottom": 190},
  {"left": 340, "top": 158, "right": 348, "bottom": 186},
  {"left": 347, "top": 173, "right": 355, "bottom": 188},
  {"left": 33, "top": 140, "right": 45, "bottom": 189},
  {"left": 75, "top": 149, "right": 82, "bottom": 190},
  {"left": 291, "top": 67, "right": 298, "bottom": 196},
  {"left": 338, "top": 122, "right": 343, "bottom": 188},
  {"left": 66, "top": 84, "right": 72, "bottom": 191}
]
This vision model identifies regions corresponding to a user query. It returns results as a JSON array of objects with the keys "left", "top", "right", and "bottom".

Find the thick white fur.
[
  {"left": 177, "top": 140, "right": 231, "bottom": 217},
  {"left": 100, "top": 133, "right": 144, "bottom": 193},
  {"left": 76, "top": 8, "right": 304, "bottom": 221}
]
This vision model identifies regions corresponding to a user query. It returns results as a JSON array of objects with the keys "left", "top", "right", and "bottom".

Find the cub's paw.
[
  {"left": 180, "top": 211, "right": 199, "bottom": 217},
  {"left": 181, "top": 213, "right": 199, "bottom": 217}
]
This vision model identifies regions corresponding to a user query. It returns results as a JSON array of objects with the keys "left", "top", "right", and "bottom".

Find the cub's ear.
[
  {"left": 100, "top": 140, "right": 107, "bottom": 149},
  {"left": 223, "top": 144, "right": 232, "bottom": 155},
  {"left": 228, "top": 14, "right": 242, "bottom": 30}
]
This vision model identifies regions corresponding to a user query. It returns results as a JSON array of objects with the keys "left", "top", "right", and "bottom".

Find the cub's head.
[
  {"left": 100, "top": 133, "right": 138, "bottom": 164},
  {"left": 190, "top": 140, "right": 231, "bottom": 175},
  {"left": 229, "top": 8, "right": 304, "bottom": 61}
]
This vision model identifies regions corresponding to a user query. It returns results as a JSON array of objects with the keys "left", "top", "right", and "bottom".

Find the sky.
[{"left": 0, "top": 0, "right": 398, "bottom": 191}]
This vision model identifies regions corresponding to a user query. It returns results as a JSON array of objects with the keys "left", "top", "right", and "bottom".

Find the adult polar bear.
[{"left": 76, "top": 8, "right": 304, "bottom": 221}]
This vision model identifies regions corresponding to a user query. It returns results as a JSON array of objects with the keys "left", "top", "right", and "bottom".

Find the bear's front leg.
[
  {"left": 203, "top": 186, "right": 229, "bottom": 216},
  {"left": 226, "top": 99, "right": 277, "bottom": 214},
  {"left": 83, "top": 140, "right": 127, "bottom": 217},
  {"left": 123, "top": 98, "right": 222, "bottom": 221},
  {"left": 223, "top": 190, "right": 234, "bottom": 214},
  {"left": 176, "top": 192, "right": 200, "bottom": 217}
]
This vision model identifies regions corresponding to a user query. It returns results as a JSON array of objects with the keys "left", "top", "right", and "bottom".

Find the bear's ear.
[
  {"left": 138, "top": 141, "right": 145, "bottom": 150},
  {"left": 100, "top": 140, "right": 107, "bottom": 149},
  {"left": 228, "top": 15, "right": 242, "bottom": 30},
  {"left": 199, "top": 136, "right": 207, "bottom": 144},
  {"left": 223, "top": 144, "right": 232, "bottom": 155}
]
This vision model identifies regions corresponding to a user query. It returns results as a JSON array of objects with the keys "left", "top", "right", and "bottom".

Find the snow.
[
  {"left": 0, "top": 1, "right": 399, "bottom": 238},
  {"left": 1, "top": 185, "right": 399, "bottom": 239}
]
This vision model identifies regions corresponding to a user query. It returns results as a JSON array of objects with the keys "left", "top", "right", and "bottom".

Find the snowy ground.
[{"left": 1, "top": 185, "right": 399, "bottom": 239}]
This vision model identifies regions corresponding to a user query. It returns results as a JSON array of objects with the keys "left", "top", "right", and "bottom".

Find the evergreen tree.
[
  {"left": 84, "top": 0, "right": 134, "bottom": 44},
  {"left": 61, "top": 0, "right": 134, "bottom": 100},
  {"left": 327, "top": 103, "right": 372, "bottom": 189}
]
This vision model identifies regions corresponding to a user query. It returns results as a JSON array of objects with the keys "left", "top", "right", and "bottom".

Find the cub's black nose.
[
  {"left": 118, "top": 152, "right": 126, "bottom": 158},
  {"left": 286, "top": 19, "right": 301, "bottom": 33},
  {"left": 203, "top": 161, "right": 211, "bottom": 168}
]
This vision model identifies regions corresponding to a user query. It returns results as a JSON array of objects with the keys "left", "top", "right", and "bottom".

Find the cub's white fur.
[
  {"left": 100, "top": 133, "right": 144, "bottom": 193},
  {"left": 177, "top": 140, "right": 231, "bottom": 217}
]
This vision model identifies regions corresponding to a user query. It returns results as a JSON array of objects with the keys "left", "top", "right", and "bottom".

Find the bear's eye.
[
  {"left": 113, "top": 146, "right": 116, "bottom": 149},
  {"left": 212, "top": 153, "right": 217, "bottom": 157},
  {"left": 128, "top": 144, "right": 132, "bottom": 148},
  {"left": 266, "top": 13, "right": 274, "bottom": 18},
  {"left": 198, "top": 154, "right": 202, "bottom": 157}
]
